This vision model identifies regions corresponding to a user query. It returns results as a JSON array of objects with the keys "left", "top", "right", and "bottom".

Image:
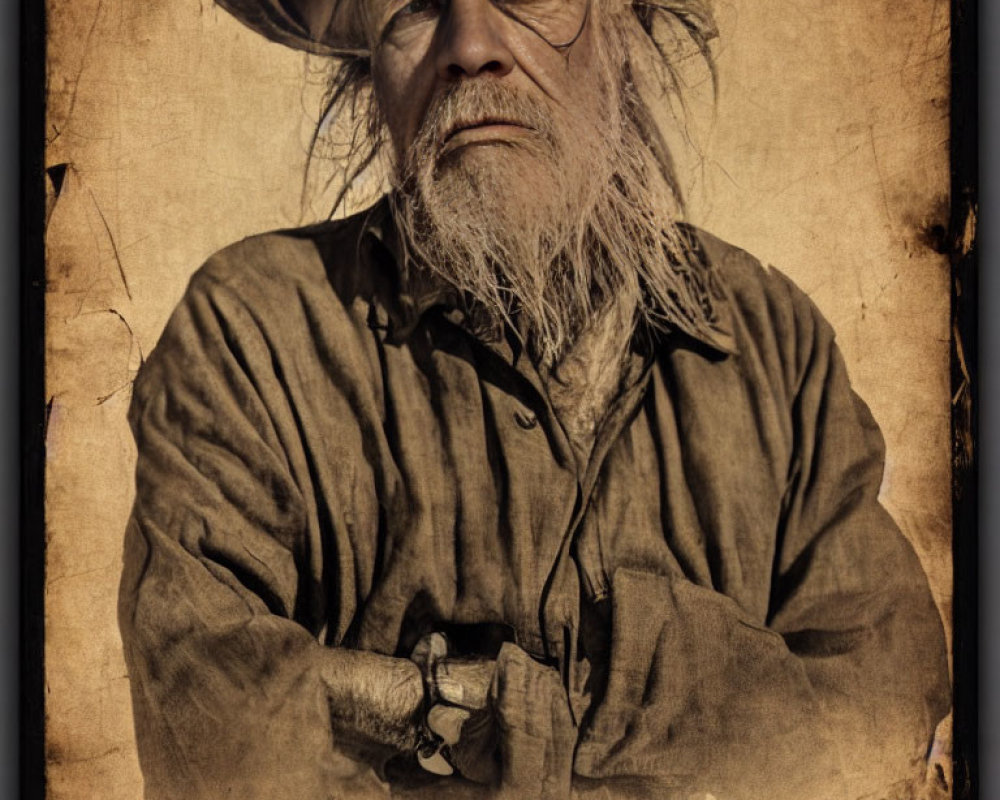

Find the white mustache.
[{"left": 415, "top": 80, "right": 557, "bottom": 157}]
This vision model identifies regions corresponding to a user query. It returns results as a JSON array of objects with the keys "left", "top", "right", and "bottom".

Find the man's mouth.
[{"left": 439, "top": 118, "right": 535, "bottom": 155}]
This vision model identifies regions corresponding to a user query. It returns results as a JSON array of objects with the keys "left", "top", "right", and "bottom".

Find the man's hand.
[
  {"left": 429, "top": 658, "right": 500, "bottom": 784},
  {"left": 410, "top": 633, "right": 501, "bottom": 783},
  {"left": 410, "top": 634, "right": 578, "bottom": 797}
]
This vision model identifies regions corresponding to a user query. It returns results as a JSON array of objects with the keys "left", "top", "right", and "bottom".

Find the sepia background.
[{"left": 44, "top": 0, "right": 952, "bottom": 797}]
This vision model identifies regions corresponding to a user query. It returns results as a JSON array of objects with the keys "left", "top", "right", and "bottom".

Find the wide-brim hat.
[{"left": 217, "top": 0, "right": 717, "bottom": 58}]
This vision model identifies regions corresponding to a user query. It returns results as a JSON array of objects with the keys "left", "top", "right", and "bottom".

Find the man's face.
[
  {"left": 367, "top": 0, "right": 619, "bottom": 215},
  {"left": 363, "top": 0, "right": 696, "bottom": 365}
]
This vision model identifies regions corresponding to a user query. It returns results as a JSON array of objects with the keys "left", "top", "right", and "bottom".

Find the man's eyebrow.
[{"left": 369, "top": 0, "right": 406, "bottom": 25}]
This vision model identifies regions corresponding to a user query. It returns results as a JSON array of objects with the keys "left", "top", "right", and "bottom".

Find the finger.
[
  {"left": 416, "top": 748, "right": 454, "bottom": 777},
  {"left": 426, "top": 704, "right": 471, "bottom": 746},
  {"left": 435, "top": 659, "right": 494, "bottom": 709},
  {"left": 410, "top": 631, "right": 449, "bottom": 665}
]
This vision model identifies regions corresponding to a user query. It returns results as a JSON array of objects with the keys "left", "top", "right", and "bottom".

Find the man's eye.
[
  {"left": 397, "top": 0, "right": 435, "bottom": 15},
  {"left": 391, "top": 0, "right": 443, "bottom": 24},
  {"left": 381, "top": 0, "right": 442, "bottom": 39}
]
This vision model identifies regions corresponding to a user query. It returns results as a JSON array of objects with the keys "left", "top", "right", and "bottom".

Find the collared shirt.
[{"left": 119, "top": 200, "right": 949, "bottom": 800}]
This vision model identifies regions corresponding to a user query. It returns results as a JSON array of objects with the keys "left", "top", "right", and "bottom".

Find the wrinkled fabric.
[{"left": 119, "top": 199, "right": 949, "bottom": 800}]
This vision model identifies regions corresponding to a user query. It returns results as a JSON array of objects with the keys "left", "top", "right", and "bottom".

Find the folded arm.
[
  {"left": 573, "top": 276, "right": 950, "bottom": 800},
  {"left": 119, "top": 270, "right": 424, "bottom": 799}
]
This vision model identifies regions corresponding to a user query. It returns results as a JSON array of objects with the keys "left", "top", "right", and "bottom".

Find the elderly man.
[{"left": 117, "top": 0, "right": 950, "bottom": 798}]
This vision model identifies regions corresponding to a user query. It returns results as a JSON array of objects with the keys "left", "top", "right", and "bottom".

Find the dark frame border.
[
  {"left": 18, "top": 0, "right": 982, "bottom": 797},
  {"left": 951, "top": 0, "right": 979, "bottom": 796},
  {"left": 22, "top": 0, "right": 47, "bottom": 795}
]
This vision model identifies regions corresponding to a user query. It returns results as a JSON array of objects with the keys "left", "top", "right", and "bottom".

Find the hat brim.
[
  {"left": 215, "top": 0, "right": 369, "bottom": 57},
  {"left": 215, "top": 0, "right": 718, "bottom": 59}
]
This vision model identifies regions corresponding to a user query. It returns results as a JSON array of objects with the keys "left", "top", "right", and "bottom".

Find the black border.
[
  {"left": 952, "top": 0, "right": 979, "bottom": 796},
  {"left": 976, "top": 0, "right": 997, "bottom": 791},
  {"left": 22, "top": 0, "right": 46, "bottom": 795},
  {"left": 17, "top": 1, "right": 984, "bottom": 798}
]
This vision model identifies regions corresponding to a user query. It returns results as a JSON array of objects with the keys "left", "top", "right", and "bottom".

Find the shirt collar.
[
  {"left": 360, "top": 198, "right": 470, "bottom": 341},
  {"left": 359, "top": 196, "right": 738, "bottom": 356}
]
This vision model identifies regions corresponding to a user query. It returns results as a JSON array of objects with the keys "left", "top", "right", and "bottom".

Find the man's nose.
[{"left": 434, "top": 0, "right": 515, "bottom": 80}]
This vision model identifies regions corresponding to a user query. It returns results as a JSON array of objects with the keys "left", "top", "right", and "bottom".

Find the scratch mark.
[
  {"left": 65, "top": 275, "right": 114, "bottom": 321},
  {"left": 959, "top": 204, "right": 977, "bottom": 257},
  {"left": 48, "top": 0, "right": 105, "bottom": 146},
  {"left": 105, "top": 307, "right": 145, "bottom": 364},
  {"left": 771, "top": 145, "right": 862, "bottom": 199},
  {"left": 49, "top": 745, "right": 122, "bottom": 766},
  {"left": 46, "top": 564, "right": 111, "bottom": 587},
  {"left": 952, "top": 317, "right": 970, "bottom": 407},
  {"left": 926, "top": 0, "right": 944, "bottom": 52},
  {"left": 55, "top": 129, "right": 114, "bottom": 144},
  {"left": 86, "top": 188, "right": 132, "bottom": 301},
  {"left": 72, "top": 307, "right": 144, "bottom": 404},
  {"left": 44, "top": 396, "right": 55, "bottom": 441},
  {"left": 709, "top": 159, "right": 743, "bottom": 190},
  {"left": 95, "top": 379, "right": 136, "bottom": 406},
  {"left": 97, "top": 308, "right": 144, "bottom": 404},
  {"left": 867, "top": 125, "right": 895, "bottom": 232}
]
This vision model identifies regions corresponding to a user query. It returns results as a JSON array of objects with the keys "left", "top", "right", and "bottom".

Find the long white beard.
[{"left": 390, "top": 40, "right": 717, "bottom": 366}]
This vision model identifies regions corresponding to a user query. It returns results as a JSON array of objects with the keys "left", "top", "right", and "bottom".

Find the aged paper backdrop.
[{"left": 44, "top": 0, "right": 952, "bottom": 797}]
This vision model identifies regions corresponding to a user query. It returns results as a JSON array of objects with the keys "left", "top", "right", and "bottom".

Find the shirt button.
[{"left": 514, "top": 409, "right": 538, "bottom": 429}]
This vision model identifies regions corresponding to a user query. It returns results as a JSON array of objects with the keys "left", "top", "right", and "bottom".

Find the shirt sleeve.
[
  {"left": 118, "top": 265, "right": 396, "bottom": 800},
  {"left": 765, "top": 273, "right": 951, "bottom": 797},
  {"left": 573, "top": 270, "right": 950, "bottom": 800}
]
